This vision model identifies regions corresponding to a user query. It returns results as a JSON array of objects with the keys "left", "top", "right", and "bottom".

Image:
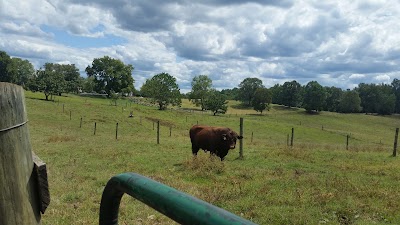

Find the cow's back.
[{"left": 189, "top": 125, "right": 207, "bottom": 142}]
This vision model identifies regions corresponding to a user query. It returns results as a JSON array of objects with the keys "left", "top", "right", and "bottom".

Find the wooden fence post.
[
  {"left": 239, "top": 118, "right": 244, "bottom": 159},
  {"left": 251, "top": 131, "right": 253, "bottom": 143},
  {"left": 346, "top": 134, "right": 349, "bottom": 150},
  {"left": 290, "top": 128, "right": 294, "bottom": 147},
  {"left": 116, "top": 123, "right": 119, "bottom": 140},
  {"left": 169, "top": 127, "right": 172, "bottom": 137},
  {"left": 393, "top": 128, "right": 399, "bottom": 157},
  {"left": 0, "top": 82, "right": 44, "bottom": 224},
  {"left": 80, "top": 117, "right": 82, "bottom": 128},
  {"left": 94, "top": 122, "right": 97, "bottom": 135}
]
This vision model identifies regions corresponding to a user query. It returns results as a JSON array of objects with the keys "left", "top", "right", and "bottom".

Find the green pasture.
[{"left": 25, "top": 91, "right": 400, "bottom": 224}]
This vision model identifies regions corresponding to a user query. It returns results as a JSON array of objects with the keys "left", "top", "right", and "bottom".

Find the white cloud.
[{"left": 1, "top": 0, "right": 400, "bottom": 92}]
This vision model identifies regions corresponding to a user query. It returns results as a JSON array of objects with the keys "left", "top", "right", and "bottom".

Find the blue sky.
[
  {"left": 40, "top": 25, "right": 126, "bottom": 48},
  {"left": 0, "top": 0, "right": 399, "bottom": 93}
]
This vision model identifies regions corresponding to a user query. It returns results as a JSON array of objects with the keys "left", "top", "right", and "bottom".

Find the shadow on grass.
[
  {"left": 271, "top": 105, "right": 302, "bottom": 111},
  {"left": 230, "top": 103, "right": 252, "bottom": 109}
]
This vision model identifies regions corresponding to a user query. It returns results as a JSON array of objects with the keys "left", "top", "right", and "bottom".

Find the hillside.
[{"left": 25, "top": 91, "right": 400, "bottom": 225}]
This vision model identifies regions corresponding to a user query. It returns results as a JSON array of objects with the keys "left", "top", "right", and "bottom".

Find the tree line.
[{"left": 1, "top": 50, "right": 399, "bottom": 115}]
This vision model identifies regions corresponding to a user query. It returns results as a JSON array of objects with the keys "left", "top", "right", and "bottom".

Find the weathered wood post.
[
  {"left": 346, "top": 134, "right": 349, "bottom": 150},
  {"left": 239, "top": 117, "right": 244, "bottom": 159},
  {"left": 0, "top": 83, "right": 47, "bottom": 224},
  {"left": 94, "top": 122, "right": 97, "bottom": 135},
  {"left": 393, "top": 128, "right": 399, "bottom": 157},
  {"left": 290, "top": 128, "right": 294, "bottom": 147},
  {"left": 80, "top": 117, "right": 82, "bottom": 128},
  {"left": 116, "top": 123, "right": 119, "bottom": 140}
]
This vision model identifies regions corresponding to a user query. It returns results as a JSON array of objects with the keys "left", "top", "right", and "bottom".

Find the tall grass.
[{"left": 25, "top": 91, "right": 400, "bottom": 224}]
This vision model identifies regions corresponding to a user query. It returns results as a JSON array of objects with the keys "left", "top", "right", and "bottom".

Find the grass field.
[{"left": 25, "top": 91, "right": 400, "bottom": 225}]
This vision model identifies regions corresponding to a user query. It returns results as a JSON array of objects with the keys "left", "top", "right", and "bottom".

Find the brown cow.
[{"left": 189, "top": 125, "right": 243, "bottom": 161}]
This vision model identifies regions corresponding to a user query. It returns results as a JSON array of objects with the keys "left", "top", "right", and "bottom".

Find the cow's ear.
[
  {"left": 238, "top": 136, "right": 243, "bottom": 139},
  {"left": 222, "top": 134, "right": 227, "bottom": 140}
]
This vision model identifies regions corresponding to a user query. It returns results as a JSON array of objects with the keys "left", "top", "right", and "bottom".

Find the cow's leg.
[{"left": 192, "top": 144, "right": 200, "bottom": 156}]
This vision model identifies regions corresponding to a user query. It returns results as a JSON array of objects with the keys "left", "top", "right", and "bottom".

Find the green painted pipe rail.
[{"left": 99, "top": 172, "right": 257, "bottom": 225}]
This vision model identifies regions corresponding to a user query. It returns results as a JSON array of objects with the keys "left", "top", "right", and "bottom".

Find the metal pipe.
[{"left": 99, "top": 172, "right": 257, "bottom": 225}]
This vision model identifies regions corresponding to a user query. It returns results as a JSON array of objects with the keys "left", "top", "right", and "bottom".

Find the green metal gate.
[{"left": 99, "top": 172, "right": 257, "bottom": 225}]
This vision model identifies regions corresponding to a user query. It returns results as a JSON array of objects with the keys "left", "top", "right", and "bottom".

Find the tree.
[
  {"left": 0, "top": 51, "right": 13, "bottom": 83},
  {"left": 203, "top": 90, "right": 228, "bottom": 115},
  {"left": 140, "top": 72, "right": 181, "bottom": 110},
  {"left": 392, "top": 78, "right": 400, "bottom": 113},
  {"left": 281, "top": 80, "right": 302, "bottom": 107},
  {"left": 270, "top": 84, "right": 283, "bottom": 105},
  {"left": 85, "top": 56, "right": 134, "bottom": 96},
  {"left": 220, "top": 87, "right": 239, "bottom": 100},
  {"left": 337, "top": 90, "right": 361, "bottom": 113},
  {"left": 8, "top": 57, "right": 35, "bottom": 88},
  {"left": 357, "top": 83, "right": 396, "bottom": 115},
  {"left": 324, "top": 86, "right": 343, "bottom": 112},
  {"left": 60, "top": 64, "right": 81, "bottom": 93},
  {"left": 251, "top": 87, "right": 272, "bottom": 114},
  {"left": 82, "top": 76, "right": 96, "bottom": 93},
  {"left": 35, "top": 63, "right": 66, "bottom": 100},
  {"left": 303, "top": 81, "right": 326, "bottom": 113},
  {"left": 238, "top": 78, "right": 264, "bottom": 106},
  {"left": 188, "top": 75, "right": 212, "bottom": 110}
]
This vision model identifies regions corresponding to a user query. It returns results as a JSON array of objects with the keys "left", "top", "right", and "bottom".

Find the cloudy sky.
[{"left": 1, "top": 0, "right": 399, "bottom": 93}]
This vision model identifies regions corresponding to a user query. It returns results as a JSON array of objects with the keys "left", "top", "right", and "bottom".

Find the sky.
[{"left": 1, "top": 0, "right": 399, "bottom": 93}]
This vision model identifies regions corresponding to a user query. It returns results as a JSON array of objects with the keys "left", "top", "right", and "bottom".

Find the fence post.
[
  {"left": 239, "top": 117, "right": 244, "bottom": 159},
  {"left": 94, "top": 122, "right": 97, "bottom": 135},
  {"left": 346, "top": 134, "right": 349, "bottom": 150},
  {"left": 251, "top": 131, "right": 253, "bottom": 143},
  {"left": 290, "top": 128, "right": 294, "bottom": 147},
  {"left": 70, "top": 110, "right": 72, "bottom": 120},
  {"left": 169, "top": 127, "right": 172, "bottom": 137},
  {"left": 393, "top": 128, "right": 399, "bottom": 157},
  {"left": 157, "top": 121, "right": 160, "bottom": 144},
  {"left": 80, "top": 117, "right": 82, "bottom": 128},
  {"left": 116, "top": 123, "right": 119, "bottom": 140},
  {"left": 0, "top": 82, "right": 44, "bottom": 224}
]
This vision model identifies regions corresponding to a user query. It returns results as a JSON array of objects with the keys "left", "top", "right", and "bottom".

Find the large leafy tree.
[
  {"left": 270, "top": 84, "right": 283, "bottom": 105},
  {"left": 238, "top": 77, "right": 264, "bottom": 106},
  {"left": 8, "top": 57, "right": 35, "bottom": 88},
  {"left": 60, "top": 64, "right": 81, "bottom": 93},
  {"left": 203, "top": 89, "right": 228, "bottom": 116},
  {"left": 252, "top": 87, "right": 272, "bottom": 114},
  {"left": 188, "top": 75, "right": 212, "bottom": 110},
  {"left": 85, "top": 56, "right": 134, "bottom": 96},
  {"left": 34, "top": 63, "right": 66, "bottom": 100},
  {"left": 357, "top": 83, "right": 396, "bottom": 115},
  {"left": 338, "top": 90, "right": 361, "bottom": 113},
  {"left": 0, "top": 51, "right": 14, "bottom": 83},
  {"left": 392, "top": 78, "right": 400, "bottom": 113},
  {"left": 303, "top": 81, "right": 326, "bottom": 113},
  {"left": 324, "top": 86, "right": 343, "bottom": 112},
  {"left": 140, "top": 72, "right": 181, "bottom": 110},
  {"left": 281, "top": 80, "right": 302, "bottom": 107}
]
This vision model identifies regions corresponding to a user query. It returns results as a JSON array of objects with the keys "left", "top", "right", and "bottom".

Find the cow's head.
[{"left": 222, "top": 130, "right": 243, "bottom": 149}]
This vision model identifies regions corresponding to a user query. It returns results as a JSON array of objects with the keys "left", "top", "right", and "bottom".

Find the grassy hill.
[{"left": 25, "top": 91, "right": 400, "bottom": 224}]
